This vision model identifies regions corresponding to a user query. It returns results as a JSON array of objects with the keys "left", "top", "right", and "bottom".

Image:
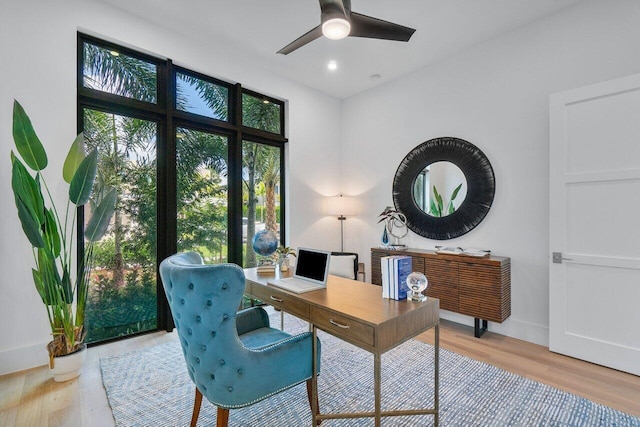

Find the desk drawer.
[
  {"left": 250, "top": 284, "right": 309, "bottom": 319},
  {"left": 311, "top": 306, "right": 374, "bottom": 347}
]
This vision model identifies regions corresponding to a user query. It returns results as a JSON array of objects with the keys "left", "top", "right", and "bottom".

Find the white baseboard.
[
  {"left": 440, "top": 311, "right": 549, "bottom": 347},
  {"left": 0, "top": 341, "right": 49, "bottom": 376}
]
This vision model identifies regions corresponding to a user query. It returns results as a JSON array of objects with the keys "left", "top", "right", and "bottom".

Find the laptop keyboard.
[{"left": 268, "top": 277, "right": 324, "bottom": 294}]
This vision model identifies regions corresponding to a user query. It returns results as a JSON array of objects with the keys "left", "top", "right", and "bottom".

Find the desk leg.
[
  {"left": 435, "top": 323, "right": 440, "bottom": 427},
  {"left": 374, "top": 352, "right": 381, "bottom": 427},
  {"left": 312, "top": 325, "right": 319, "bottom": 425}
]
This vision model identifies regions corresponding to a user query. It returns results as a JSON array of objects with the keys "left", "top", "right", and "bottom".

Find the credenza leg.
[
  {"left": 434, "top": 323, "right": 440, "bottom": 427},
  {"left": 474, "top": 318, "right": 488, "bottom": 338}
]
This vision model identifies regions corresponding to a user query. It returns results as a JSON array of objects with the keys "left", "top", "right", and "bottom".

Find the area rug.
[{"left": 101, "top": 313, "right": 639, "bottom": 426}]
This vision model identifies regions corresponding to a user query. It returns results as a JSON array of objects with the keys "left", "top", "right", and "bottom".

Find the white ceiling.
[{"left": 97, "top": 0, "right": 584, "bottom": 99}]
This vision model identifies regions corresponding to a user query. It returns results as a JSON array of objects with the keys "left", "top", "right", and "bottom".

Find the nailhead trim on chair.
[
  {"left": 201, "top": 377, "right": 312, "bottom": 410},
  {"left": 241, "top": 332, "right": 313, "bottom": 353}
]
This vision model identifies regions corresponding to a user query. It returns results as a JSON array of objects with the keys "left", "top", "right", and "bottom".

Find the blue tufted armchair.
[{"left": 159, "top": 252, "right": 321, "bottom": 427}]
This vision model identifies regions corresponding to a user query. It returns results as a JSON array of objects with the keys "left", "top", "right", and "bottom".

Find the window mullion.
[{"left": 227, "top": 83, "right": 244, "bottom": 265}]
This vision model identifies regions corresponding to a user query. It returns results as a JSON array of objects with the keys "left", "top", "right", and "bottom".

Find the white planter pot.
[{"left": 50, "top": 344, "right": 87, "bottom": 382}]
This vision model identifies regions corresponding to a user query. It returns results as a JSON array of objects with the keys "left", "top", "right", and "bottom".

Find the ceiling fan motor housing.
[{"left": 320, "top": 0, "right": 351, "bottom": 23}]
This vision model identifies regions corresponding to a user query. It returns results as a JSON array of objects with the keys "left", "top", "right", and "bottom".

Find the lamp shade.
[{"left": 327, "top": 195, "right": 356, "bottom": 217}]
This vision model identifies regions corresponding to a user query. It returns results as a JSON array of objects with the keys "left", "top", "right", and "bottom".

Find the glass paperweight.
[{"left": 406, "top": 272, "right": 428, "bottom": 302}]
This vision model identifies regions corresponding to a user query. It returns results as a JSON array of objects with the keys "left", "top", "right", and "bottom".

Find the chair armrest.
[
  {"left": 248, "top": 331, "right": 321, "bottom": 376},
  {"left": 236, "top": 307, "right": 270, "bottom": 335}
]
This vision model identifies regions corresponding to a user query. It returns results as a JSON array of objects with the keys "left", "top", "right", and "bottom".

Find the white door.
[{"left": 549, "top": 73, "right": 640, "bottom": 375}]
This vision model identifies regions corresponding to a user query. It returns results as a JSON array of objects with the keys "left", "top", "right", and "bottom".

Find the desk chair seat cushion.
[{"left": 160, "top": 252, "right": 321, "bottom": 410}]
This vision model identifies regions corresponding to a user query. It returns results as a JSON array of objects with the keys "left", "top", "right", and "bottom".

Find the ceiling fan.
[{"left": 277, "top": 0, "right": 416, "bottom": 55}]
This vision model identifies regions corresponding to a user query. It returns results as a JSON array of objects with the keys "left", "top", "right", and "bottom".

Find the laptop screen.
[{"left": 295, "top": 248, "right": 330, "bottom": 282}]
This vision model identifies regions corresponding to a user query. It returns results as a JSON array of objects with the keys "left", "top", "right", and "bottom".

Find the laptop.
[{"left": 268, "top": 248, "right": 331, "bottom": 293}]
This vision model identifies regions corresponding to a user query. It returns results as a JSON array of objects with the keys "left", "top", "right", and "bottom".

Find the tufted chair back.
[{"left": 160, "top": 252, "right": 320, "bottom": 427}]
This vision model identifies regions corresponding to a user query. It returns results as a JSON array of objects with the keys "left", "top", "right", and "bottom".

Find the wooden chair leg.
[
  {"left": 190, "top": 388, "right": 203, "bottom": 427},
  {"left": 306, "top": 378, "right": 321, "bottom": 425},
  {"left": 216, "top": 407, "right": 230, "bottom": 427}
]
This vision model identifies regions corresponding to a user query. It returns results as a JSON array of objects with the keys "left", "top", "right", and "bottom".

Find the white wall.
[
  {"left": 0, "top": 0, "right": 342, "bottom": 374},
  {"left": 341, "top": 0, "right": 640, "bottom": 345}
]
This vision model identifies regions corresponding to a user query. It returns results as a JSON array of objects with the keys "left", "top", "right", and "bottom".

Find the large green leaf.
[
  {"left": 433, "top": 186, "right": 443, "bottom": 217},
  {"left": 69, "top": 149, "right": 98, "bottom": 205},
  {"left": 37, "top": 247, "right": 63, "bottom": 305},
  {"left": 15, "top": 196, "right": 45, "bottom": 248},
  {"left": 11, "top": 155, "right": 45, "bottom": 226},
  {"left": 85, "top": 188, "right": 117, "bottom": 242},
  {"left": 60, "top": 268, "right": 73, "bottom": 305},
  {"left": 450, "top": 183, "right": 463, "bottom": 201},
  {"left": 63, "top": 133, "right": 86, "bottom": 184},
  {"left": 429, "top": 198, "right": 439, "bottom": 217},
  {"left": 12, "top": 100, "right": 47, "bottom": 171},
  {"left": 31, "top": 268, "right": 48, "bottom": 304},
  {"left": 43, "top": 208, "right": 61, "bottom": 258}
]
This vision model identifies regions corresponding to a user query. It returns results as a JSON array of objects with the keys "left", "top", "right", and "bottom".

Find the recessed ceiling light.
[
  {"left": 327, "top": 60, "right": 338, "bottom": 71},
  {"left": 263, "top": 99, "right": 270, "bottom": 104},
  {"left": 109, "top": 50, "right": 120, "bottom": 57}
]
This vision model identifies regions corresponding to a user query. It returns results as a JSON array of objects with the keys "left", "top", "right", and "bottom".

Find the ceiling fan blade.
[
  {"left": 277, "top": 25, "right": 323, "bottom": 55},
  {"left": 349, "top": 12, "right": 415, "bottom": 42}
]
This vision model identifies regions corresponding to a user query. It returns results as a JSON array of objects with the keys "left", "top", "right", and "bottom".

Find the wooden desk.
[{"left": 244, "top": 268, "right": 440, "bottom": 426}]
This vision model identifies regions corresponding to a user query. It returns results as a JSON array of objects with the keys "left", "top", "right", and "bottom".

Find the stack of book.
[
  {"left": 380, "top": 255, "right": 412, "bottom": 300},
  {"left": 256, "top": 263, "right": 276, "bottom": 274}
]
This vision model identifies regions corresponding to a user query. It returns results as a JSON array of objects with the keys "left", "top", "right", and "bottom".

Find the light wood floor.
[{"left": 1, "top": 319, "right": 638, "bottom": 426}]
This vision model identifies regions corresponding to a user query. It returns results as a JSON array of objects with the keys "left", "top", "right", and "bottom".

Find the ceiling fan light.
[{"left": 322, "top": 18, "right": 351, "bottom": 40}]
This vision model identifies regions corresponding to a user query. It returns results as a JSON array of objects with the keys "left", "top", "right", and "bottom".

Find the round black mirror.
[{"left": 393, "top": 137, "right": 495, "bottom": 240}]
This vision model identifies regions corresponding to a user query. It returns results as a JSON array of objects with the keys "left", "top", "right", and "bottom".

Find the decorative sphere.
[
  {"left": 252, "top": 229, "right": 278, "bottom": 256},
  {"left": 406, "top": 272, "right": 428, "bottom": 293}
]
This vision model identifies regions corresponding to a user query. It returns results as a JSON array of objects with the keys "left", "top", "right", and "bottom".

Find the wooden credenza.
[{"left": 371, "top": 247, "right": 511, "bottom": 337}]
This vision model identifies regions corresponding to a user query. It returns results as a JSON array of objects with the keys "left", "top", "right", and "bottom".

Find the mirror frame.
[{"left": 392, "top": 137, "right": 495, "bottom": 240}]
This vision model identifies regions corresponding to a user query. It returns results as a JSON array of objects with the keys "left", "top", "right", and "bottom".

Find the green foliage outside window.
[{"left": 81, "top": 38, "right": 284, "bottom": 342}]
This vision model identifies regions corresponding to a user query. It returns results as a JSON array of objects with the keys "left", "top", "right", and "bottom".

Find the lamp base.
[{"left": 409, "top": 292, "right": 427, "bottom": 302}]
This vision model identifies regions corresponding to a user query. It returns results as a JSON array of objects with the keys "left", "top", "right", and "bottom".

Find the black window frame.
[{"left": 77, "top": 33, "right": 287, "bottom": 342}]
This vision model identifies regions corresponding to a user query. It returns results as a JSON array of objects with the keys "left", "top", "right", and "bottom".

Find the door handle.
[{"left": 552, "top": 252, "right": 573, "bottom": 264}]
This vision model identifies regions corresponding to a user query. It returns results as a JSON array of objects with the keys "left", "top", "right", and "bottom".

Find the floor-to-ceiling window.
[{"left": 78, "top": 34, "right": 286, "bottom": 344}]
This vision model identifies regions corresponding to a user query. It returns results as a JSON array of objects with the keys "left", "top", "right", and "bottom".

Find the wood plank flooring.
[
  {"left": 1, "top": 319, "right": 638, "bottom": 426},
  {"left": 416, "top": 320, "right": 640, "bottom": 418}
]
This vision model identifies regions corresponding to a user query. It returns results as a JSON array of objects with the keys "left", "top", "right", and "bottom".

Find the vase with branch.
[{"left": 378, "top": 206, "right": 408, "bottom": 248}]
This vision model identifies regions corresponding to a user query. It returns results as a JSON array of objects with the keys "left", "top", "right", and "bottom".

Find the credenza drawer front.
[
  {"left": 250, "top": 284, "right": 309, "bottom": 319},
  {"left": 424, "top": 259, "right": 459, "bottom": 312},
  {"left": 459, "top": 263, "right": 509, "bottom": 322},
  {"left": 311, "top": 307, "right": 374, "bottom": 346}
]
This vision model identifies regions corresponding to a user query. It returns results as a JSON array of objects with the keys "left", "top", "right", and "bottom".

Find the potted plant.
[
  {"left": 10, "top": 100, "right": 116, "bottom": 381},
  {"left": 276, "top": 245, "right": 296, "bottom": 272}
]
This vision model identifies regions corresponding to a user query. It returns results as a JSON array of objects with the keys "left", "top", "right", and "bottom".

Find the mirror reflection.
[{"left": 413, "top": 161, "right": 467, "bottom": 217}]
